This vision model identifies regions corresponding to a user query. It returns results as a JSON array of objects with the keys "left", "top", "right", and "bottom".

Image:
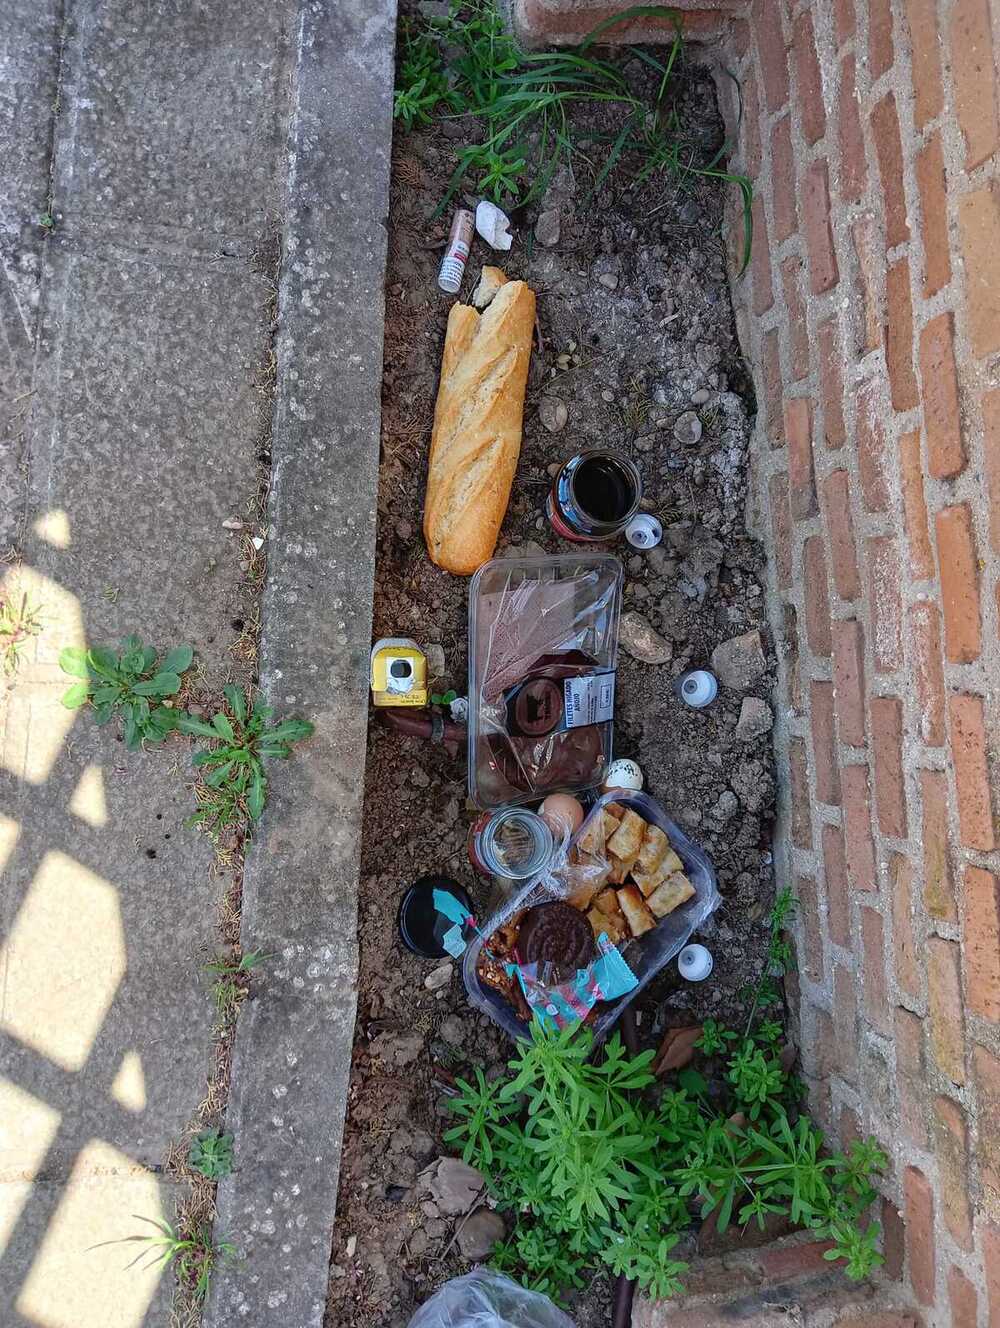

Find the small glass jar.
[
  {"left": 546, "top": 449, "right": 642, "bottom": 542},
  {"left": 468, "top": 807, "right": 555, "bottom": 881}
]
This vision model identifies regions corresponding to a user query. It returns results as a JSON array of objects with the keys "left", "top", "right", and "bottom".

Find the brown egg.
[{"left": 540, "top": 793, "right": 585, "bottom": 838}]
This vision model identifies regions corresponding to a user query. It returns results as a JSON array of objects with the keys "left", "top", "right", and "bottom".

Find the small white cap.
[
  {"left": 602, "top": 757, "right": 644, "bottom": 792},
  {"left": 677, "top": 669, "right": 718, "bottom": 708},
  {"left": 625, "top": 514, "right": 663, "bottom": 549},
  {"left": 678, "top": 943, "right": 714, "bottom": 981}
]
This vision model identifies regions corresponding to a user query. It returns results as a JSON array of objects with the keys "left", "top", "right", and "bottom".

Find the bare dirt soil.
[{"left": 325, "top": 42, "right": 778, "bottom": 1328}]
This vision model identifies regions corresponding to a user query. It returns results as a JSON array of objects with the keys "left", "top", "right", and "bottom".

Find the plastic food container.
[
  {"left": 467, "top": 553, "right": 623, "bottom": 809},
  {"left": 462, "top": 790, "right": 721, "bottom": 1042}
]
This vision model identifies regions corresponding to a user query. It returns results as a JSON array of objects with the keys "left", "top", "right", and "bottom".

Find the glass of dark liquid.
[{"left": 546, "top": 449, "right": 642, "bottom": 541}]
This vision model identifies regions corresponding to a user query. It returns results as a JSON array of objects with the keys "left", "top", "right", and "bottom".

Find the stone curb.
[{"left": 203, "top": 1, "right": 397, "bottom": 1323}]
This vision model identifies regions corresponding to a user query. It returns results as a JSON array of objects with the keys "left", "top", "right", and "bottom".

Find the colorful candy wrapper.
[{"left": 508, "top": 933, "right": 638, "bottom": 1031}]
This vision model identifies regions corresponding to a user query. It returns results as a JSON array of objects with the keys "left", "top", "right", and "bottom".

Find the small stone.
[
  {"left": 556, "top": 353, "right": 571, "bottom": 368},
  {"left": 372, "top": 1031, "right": 424, "bottom": 1068},
  {"left": 439, "top": 1015, "right": 464, "bottom": 1045},
  {"left": 619, "top": 611, "right": 673, "bottom": 665},
  {"left": 458, "top": 1207, "right": 506, "bottom": 1261},
  {"left": 735, "top": 696, "right": 774, "bottom": 741},
  {"left": 222, "top": 517, "right": 244, "bottom": 530},
  {"left": 713, "top": 790, "right": 739, "bottom": 822},
  {"left": 426, "top": 1157, "right": 486, "bottom": 1215},
  {"left": 711, "top": 630, "right": 768, "bottom": 690},
  {"left": 410, "top": 767, "right": 430, "bottom": 789},
  {"left": 423, "top": 643, "right": 446, "bottom": 680},
  {"left": 420, "top": 1201, "right": 440, "bottom": 1219},
  {"left": 252, "top": 535, "right": 264, "bottom": 550},
  {"left": 417, "top": 0, "right": 451, "bottom": 16},
  {"left": 345, "top": 1235, "right": 357, "bottom": 1258},
  {"left": 538, "top": 397, "right": 568, "bottom": 432},
  {"left": 601, "top": 389, "right": 614, "bottom": 403},
  {"left": 425, "top": 1218, "right": 446, "bottom": 1239},
  {"left": 424, "top": 963, "right": 454, "bottom": 991},
  {"left": 598, "top": 272, "right": 619, "bottom": 290},
  {"left": 546, "top": 461, "right": 561, "bottom": 477},
  {"left": 409, "top": 1228, "right": 430, "bottom": 1257},
  {"left": 534, "top": 208, "right": 560, "bottom": 246},
  {"left": 673, "top": 410, "right": 703, "bottom": 446},
  {"left": 396, "top": 519, "right": 413, "bottom": 540},
  {"left": 691, "top": 388, "right": 711, "bottom": 405}
]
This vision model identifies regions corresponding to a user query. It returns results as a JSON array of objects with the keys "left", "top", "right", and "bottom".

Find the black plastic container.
[{"left": 397, "top": 875, "right": 474, "bottom": 959}]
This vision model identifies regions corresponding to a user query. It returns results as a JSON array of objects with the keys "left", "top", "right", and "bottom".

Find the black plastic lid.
[{"left": 397, "top": 875, "right": 474, "bottom": 959}]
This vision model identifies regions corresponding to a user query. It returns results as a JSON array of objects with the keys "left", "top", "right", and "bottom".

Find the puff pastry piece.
[
  {"left": 609, "top": 852, "right": 638, "bottom": 885},
  {"left": 607, "top": 808, "right": 644, "bottom": 861},
  {"left": 646, "top": 872, "right": 696, "bottom": 918},
  {"left": 632, "top": 849, "right": 685, "bottom": 898},
  {"left": 593, "top": 888, "right": 621, "bottom": 915},
  {"left": 587, "top": 905, "right": 628, "bottom": 944},
  {"left": 617, "top": 884, "right": 656, "bottom": 937},
  {"left": 636, "top": 824, "right": 669, "bottom": 872}
]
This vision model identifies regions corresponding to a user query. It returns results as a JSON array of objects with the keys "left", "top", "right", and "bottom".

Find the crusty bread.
[
  {"left": 473, "top": 265, "right": 508, "bottom": 308},
  {"left": 424, "top": 280, "right": 536, "bottom": 575}
]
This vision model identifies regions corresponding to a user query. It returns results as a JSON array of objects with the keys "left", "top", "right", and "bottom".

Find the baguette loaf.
[{"left": 424, "top": 278, "right": 536, "bottom": 575}]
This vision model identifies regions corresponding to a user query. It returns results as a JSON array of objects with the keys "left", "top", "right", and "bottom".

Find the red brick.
[
  {"left": 899, "top": 431, "right": 935, "bottom": 579},
  {"left": 795, "top": 873, "right": 825, "bottom": 983},
  {"left": 832, "top": 619, "right": 866, "bottom": 747},
  {"left": 824, "top": 471, "right": 861, "bottom": 601},
  {"left": 936, "top": 505, "right": 981, "bottom": 662},
  {"left": 842, "top": 764, "right": 877, "bottom": 892},
  {"left": 868, "top": 537, "right": 903, "bottom": 672},
  {"left": 823, "top": 822, "right": 851, "bottom": 947},
  {"left": 959, "top": 183, "right": 1000, "bottom": 359},
  {"left": 890, "top": 853, "right": 921, "bottom": 999},
  {"left": 949, "top": 692, "right": 995, "bottom": 851},
  {"left": 856, "top": 381, "right": 889, "bottom": 511},
  {"left": 833, "top": 962, "right": 858, "bottom": 1081},
  {"left": 974, "top": 1046, "right": 1000, "bottom": 1199},
  {"left": 984, "top": 389, "right": 1000, "bottom": 554},
  {"left": 859, "top": 906, "right": 889, "bottom": 1032},
  {"left": 932, "top": 1096, "right": 973, "bottom": 1250},
  {"left": 834, "top": 0, "right": 856, "bottom": 45},
  {"left": 896, "top": 1007, "right": 929, "bottom": 1147},
  {"left": 839, "top": 1102, "right": 861, "bottom": 1151},
  {"left": 870, "top": 0, "right": 896, "bottom": 77},
  {"left": 743, "top": 69, "right": 762, "bottom": 177},
  {"left": 792, "top": 10, "right": 825, "bottom": 145},
  {"left": 985, "top": 1225, "right": 1000, "bottom": 1323},
  {"left": 753, "top": 0, "right": 790, "bottom": 112},
  {"left": 783, "top": 602, "right": 802, "bottom": 712},
  {"left": 915, "top": 135, "right": 951, "bottom": 297},
  {"left": 761, "top": 326, "right": 782, "bottom": 447},
  {"left": 919, "top": 314, "right": 965, "bottom": 478},
  {"left": 758, "top": 1239, "right": 837, "bottom": 1279},
  {"left": 882, "top": 1199, "right": 906, "bottom": 1280},
  {"left": 769, "top": 472, "right": 793, "bottom": 591},
  {"left": 852, "top": 216, "right": 882, "bottom": 353},
  {"left": 910, "top": 602, "right": 946, "bottom": 746},
  {"left": 751, "top": 196, "right": 773, "bottom": 315},
  {"left": 785, "top": 396, "right": 816, "bottom": 518},
  {"left": 871, "top": 696, "right": 907, "bottom": 837},
  {"left": 886, "top": 260, "right": 918, "bottom": 411},
  {"left": 803, "top": 159, "right": 839, "bottom": 294},
  {"left": 948, "top": 1266, "right": 978, "bottom": 1328},
  {"left": 781, "top": 257, "right": 809, "bottom": 382},
  {"left": 811, "top": 680, "right": 841, "bottom": 806},
  {"left": 950, "top": 0, "right": 999, "bottom": 171},
  {"left": 789, "top": 737, "right": 813, "bottom": 849},
  {"left": 817, "top": 320, "right": 846, "bottom": 449},
  {"left": 927, "top": 936, "right": 967, "bottom": 1084},
  {"left": 838, "top": 53, "right": 867, "bottom": 202},
  {"left": 964, "top": 865, "right": 1000, "bottom": 1020},
  {"left": 921, "top": 767, "right": 955, "bottom": 920},
  {"left": 835, "top": 1314, "right": 923, "bottom": 1328},
  {"left": 770, "top": 114, "right": 796, "bottom": 243},
  {"left": 871, "top": 93, "right": 910, "bottom": 250},
  {"left": 730, "top": 15, "right": 751, "bottom": 60},
  {"left": 905, "top": 0, "right": 944, "bottom": 129},
  {"left": 803, "top": 535, "right": 832, "bottom": 656},
  {"left": 903, "top": 1167, "right": 936, "bottom": 1306}
]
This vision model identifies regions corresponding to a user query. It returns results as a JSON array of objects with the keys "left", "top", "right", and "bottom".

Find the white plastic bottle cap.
[
  {"left": 676, "top": 669, "right": 718, "bottom": 708},
  {"left": 625, "top": 514, "right": 663, "bottom": 549},
  {"left": 678, "top": 943, "right": 714, "bottom": 981}
]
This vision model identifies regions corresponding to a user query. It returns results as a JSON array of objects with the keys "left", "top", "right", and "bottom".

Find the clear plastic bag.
[
  {"left": 406, "top": 1270, "right": 576, "bottom": 1328},
  {"left": 468, "top": 554, "right": 623, "bottom": 809},
  {"left": 463, "top": 790, "right": 721, "bottom": 1042}
]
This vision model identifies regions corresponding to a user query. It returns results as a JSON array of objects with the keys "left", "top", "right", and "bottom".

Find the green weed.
[
  {"left": 178, "top": 685, "right": 313, "bottom": 834},
  {"left": 59, "top": 637, "right": 194, "bottom": 749},
  {"left": 188, "top": 1129, "right": 234, "bottom": 1180},
  {"left": 206, "top": 950, "right": 268, "bottom": 1023},
  {"left": 393, "top": 2, "right": 754, "bottom": 269},
  {"left": 0, "top": 590, "right": 42, "bottom": 675},
  {"left": 89, "top": 1215, "right": 235, "bottom": 1301}
]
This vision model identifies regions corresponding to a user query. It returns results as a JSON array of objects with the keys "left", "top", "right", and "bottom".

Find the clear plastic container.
[
  {"left": 467, "top": 553, "right": 624, "bottom": 809},
  {"left": 462, "top": 789, "right": 721, "bottom": 1042}
]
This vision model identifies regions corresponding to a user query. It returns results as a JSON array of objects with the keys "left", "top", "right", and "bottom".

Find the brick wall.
[
  {"left": 719, "top": 2, "right": 1000, "bottom": 1325},
  {"left": 510, "top": 0, "right": 1000, "bottom": 1323}
]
